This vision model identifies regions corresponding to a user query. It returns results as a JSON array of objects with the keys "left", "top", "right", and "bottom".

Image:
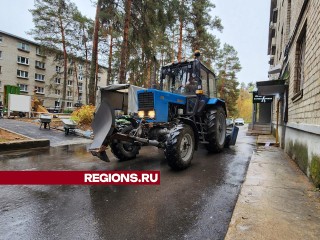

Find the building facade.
[
  {"left": 265, "top": 0, "right": 320, "bottom": 186},
  {"left": 0, "top": 30, "right": 107, "bottom": 111}
]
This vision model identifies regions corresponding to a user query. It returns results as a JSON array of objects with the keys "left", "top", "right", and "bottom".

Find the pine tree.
[
  {"left": 29, "top": 0, "right": 81, "bottom": 109},
  {"left": 216, "top": 44, "right": 241, "bottom": 117}
]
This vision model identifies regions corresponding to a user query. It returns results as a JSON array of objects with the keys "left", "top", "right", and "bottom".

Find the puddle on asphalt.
[{"left": 0, "top": 144, "right": 90, "bottom": 160}]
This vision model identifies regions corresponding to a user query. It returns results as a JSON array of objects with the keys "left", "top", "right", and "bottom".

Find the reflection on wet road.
[{"left": 0, "top": 125, "right": 256, "bottom": 240}]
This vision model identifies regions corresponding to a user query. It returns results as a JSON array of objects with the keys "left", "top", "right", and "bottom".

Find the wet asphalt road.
[{"left": 0, "top": 125, "right": 255, "bottom": 240}]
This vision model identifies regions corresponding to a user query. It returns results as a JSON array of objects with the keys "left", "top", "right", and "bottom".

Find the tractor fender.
[
  {"left": 206, "top": 98, "right": 227, "bottom": 117},
  {"left": 178, "top": 117, "right": 199, "bottom": 150}
]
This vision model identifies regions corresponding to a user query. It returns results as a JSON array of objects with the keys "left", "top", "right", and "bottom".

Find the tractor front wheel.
[
  {"left": 165, "top": 124, "right": 195, "bottom": 170},
  {"left": 205, "top": 107, "right": 226, "bottom": 153},
  {"left": 110, "top": 126, "right": 140, "bottom": 161}
]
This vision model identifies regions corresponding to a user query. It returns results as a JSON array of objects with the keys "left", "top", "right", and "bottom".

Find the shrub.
[{"left": 71, "top": 105, "right": 95, "bottom": 125}]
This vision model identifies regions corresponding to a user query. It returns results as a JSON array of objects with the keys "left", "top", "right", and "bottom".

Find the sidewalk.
[
  {"left": 0, "top": 118, "right": 92, "bottom": 147},
  {"left": 225, "top": 146, "right": 320, "bottom": 240}
]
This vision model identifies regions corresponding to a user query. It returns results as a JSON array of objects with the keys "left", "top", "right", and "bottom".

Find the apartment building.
[
  {"left": 261, "top": 0, "right": 320, "bottom": 186},
  {"left": 0, "top": 30, "right": 107, "bottom": 110}
]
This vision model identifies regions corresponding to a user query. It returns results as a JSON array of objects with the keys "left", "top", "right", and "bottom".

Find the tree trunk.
[
  {"left": 89, "top": 0, "right": 101, "bottom": 105},
  {"left": 95, "top": 58, "right": 99, "bottom": 101},
  {"left": 58, "top": 11, "right": 68, "bottom": 110},
  {"left": 171, "top": 29, "right": 175, "bottom": 62},
  {"left": 119, "top": 0, "right": 132, "bottom": 84},
  {"left": 107, "top": 27, "right": 113, "bottom": 85},
  {"left": 73, "top": 60, "right": 79, "bottom": 102},
  {"left": 178, "top": 10, "right": 183, "bottom": 61},
  {"left": 82, "top": 25, "right": 89, "bottom": 105},
  {"left": 146, "top": 60, "right": 151, "bottom": 88}
]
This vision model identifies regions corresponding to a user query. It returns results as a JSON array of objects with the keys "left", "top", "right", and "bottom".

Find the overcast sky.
[{"left": 0, "top": 0, "right": 270, "bottom": 85}]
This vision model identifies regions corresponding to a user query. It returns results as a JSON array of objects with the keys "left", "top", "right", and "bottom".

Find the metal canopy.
[
  {"left": 99, "top": 84, "right": 130, "bottom": 91},
  {"left": 256, "top": 80, "right": 286, "bottom": 95}
]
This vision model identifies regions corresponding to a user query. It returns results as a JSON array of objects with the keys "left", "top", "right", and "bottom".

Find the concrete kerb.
[{"left": 0, "top": 127, "right": 50, "bottom": 152}]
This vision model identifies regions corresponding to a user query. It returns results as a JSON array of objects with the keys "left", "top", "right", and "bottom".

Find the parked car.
[
  {"left": 234, "top": 118, "right": 245, "bottom": 125},
  {"left": 226, "top": 118, "right": 234, "bottom": 128}
]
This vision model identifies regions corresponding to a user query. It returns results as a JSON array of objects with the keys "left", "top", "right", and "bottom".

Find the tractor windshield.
[
  {"left": 160, "top": 60, "right": 217, "bottom": 97},
  {"left": 161, "top": 65, "right": 197, "bottom": 95}
]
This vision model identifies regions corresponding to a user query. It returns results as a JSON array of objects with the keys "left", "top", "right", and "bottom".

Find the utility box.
[{"left": 4, "top": 85, "right": 20, "bottom": 107}]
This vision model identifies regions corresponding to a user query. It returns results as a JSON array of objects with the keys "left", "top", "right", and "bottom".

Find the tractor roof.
[{"left": 161, "top": 59, "right": 216, "bottom": 77}]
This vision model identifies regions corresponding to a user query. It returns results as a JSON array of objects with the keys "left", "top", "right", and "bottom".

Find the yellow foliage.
[
  {"left": 71, "top": 105, "right": 96, "bottom": 125},
  {"left": 237, "top": 88, "right": 253, "bottom": 122}
]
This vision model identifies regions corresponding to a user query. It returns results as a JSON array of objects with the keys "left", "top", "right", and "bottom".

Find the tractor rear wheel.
[
  {"left": 205, "top": 107, "right": 226, "bottom": 153},
  {"left": 110, "top": 126, "right": 140, "bottom": 161},
  {"left": 165, "top": 124, "right": 195, "bottom": 170}
]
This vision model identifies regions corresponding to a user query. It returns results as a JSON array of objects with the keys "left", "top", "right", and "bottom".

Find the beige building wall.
[
  {"left": 267, "top": 0, "right": 320, "bottom": 186},
  {"left": 0, "top": 31, "right": 107, "bottom": 110}
]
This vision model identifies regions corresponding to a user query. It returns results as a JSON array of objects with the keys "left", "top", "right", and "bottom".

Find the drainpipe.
[{"left": 275, "top": 94, "right": 281, "bottom": 146}]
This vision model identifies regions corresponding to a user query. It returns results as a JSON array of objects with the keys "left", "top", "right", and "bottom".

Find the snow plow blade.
[{"left": 89, "top": 99, "right": 115, "bottom": 150}]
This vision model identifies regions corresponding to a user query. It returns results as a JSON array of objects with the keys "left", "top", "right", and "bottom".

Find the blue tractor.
[{"left": 90, "top": 52, "right": 237, "bottom": 170}]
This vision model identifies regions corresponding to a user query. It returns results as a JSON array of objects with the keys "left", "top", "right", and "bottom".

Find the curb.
[
  {"left": 0, "top": 139, "right": 50, "bottom": 152},
  {"left": 0, "top": 127, "right": 50, "bottom": 152}
]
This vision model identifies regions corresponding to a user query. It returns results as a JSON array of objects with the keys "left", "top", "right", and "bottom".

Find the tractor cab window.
[
  {"left": 162, "top": 66, "right": 191, "bottom": 94},
  {"left": 200, "top": 67, "right": 209, "bottom": 96},
  {"left": 208, "top": 72, "right": 217, "bottom": 98}
]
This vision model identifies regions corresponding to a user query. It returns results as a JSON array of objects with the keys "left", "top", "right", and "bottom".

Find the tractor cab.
[{"left": 160, "top": 59, "right": 217, "bottom": 98}]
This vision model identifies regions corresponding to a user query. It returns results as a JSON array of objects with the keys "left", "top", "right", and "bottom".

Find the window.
[
  {"left": 17, "top": 56, "right": 29, "bottom": 65},
  {"left": 66, "top": 102, "right": 73, "bottom": 108},
  {"left": 35, "top": 73, "right": 45, "bottom": 81},
  {"left": 269, "top": 58, "right": 274, "bottom": 65},
  {"left": 0, "top": 66, "right": 2, "bottom": 74},
  {"left": 35, "top": 60, "right": 45, "bottom": 69},
  {"left": 272, "top": 8, "right": 278, "bottom": 23},
  {"left": 55, "top": 101, "right": 60, "bottom": 108},
  {"left": 0, "top": 51, "right": 2, "bottom": 58},
  {"left": 17, "top": 84, "right": 28, "bottom": 92},
  {"left": 67, "top": 80, "right": 73, "bottom": 86},
  {"left": 78, "top": 74, "right": 83, "bottom": 81},
  {"left": 17, "top": 70, "right": 28, "bottom": 78},
  {"left": 78, "top": 65, "right": 83, "bottom": 70},
  {"left": 36, "top": 47, "right": 45, "bottom": 56},
  {"left": 55, "top": 89, "right": 61, "bottom": 95},
  {"left": 271, "top": 46, "right": 276, "bottom": 55},
  {"left": 56, "top": 66, "right": 61, "bottom": 73},
  {"left": 68, "top": 68, "right": 73, "bottom": 75},
  {"left": 35, "top": 86, "right": 44, "bottom": 94},
  {"left": 55, "top": 78, "right": 61, "bottom": 84},
  {"left": 78, "top": 82, "right": 83, "bottom": 92},
  {"left": 67, "top": 91, "right": 72, "bottom": 97},
  {"left": 294, "top": 25, "right": 306, "bottom": 95},
  {"left": 18, "top": 42, "right": 30, "bottom": 52},
  {"left": 0, "top": 35, "right": 2, "bottom": 43},
  {"left": 0, "top": 80, "right": 2, "bottom": 89},
  {"left": 78, "top": 93, "right": 82, "bottom": 101},
  {"left": 97, "top": 77, "right": 101, "bottom": 82}
]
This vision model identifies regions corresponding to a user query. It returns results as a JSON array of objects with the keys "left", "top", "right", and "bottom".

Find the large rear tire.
[
  {"left": 205, "top": 107, "right": 226, "bottom": 153},
  {"left": 165, "top": 124, "right": 195, "bottom": 170},
  {"left": 110, "top": 126, "right": 140, "bottom": 161}
]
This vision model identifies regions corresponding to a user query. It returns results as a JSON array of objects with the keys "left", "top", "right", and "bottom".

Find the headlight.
[
  {"left": 148, "top": 110, "right": 156, "bottom": 119},
  {"left": 138, "top": 110, "right": 145, "bottom": 118}
]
